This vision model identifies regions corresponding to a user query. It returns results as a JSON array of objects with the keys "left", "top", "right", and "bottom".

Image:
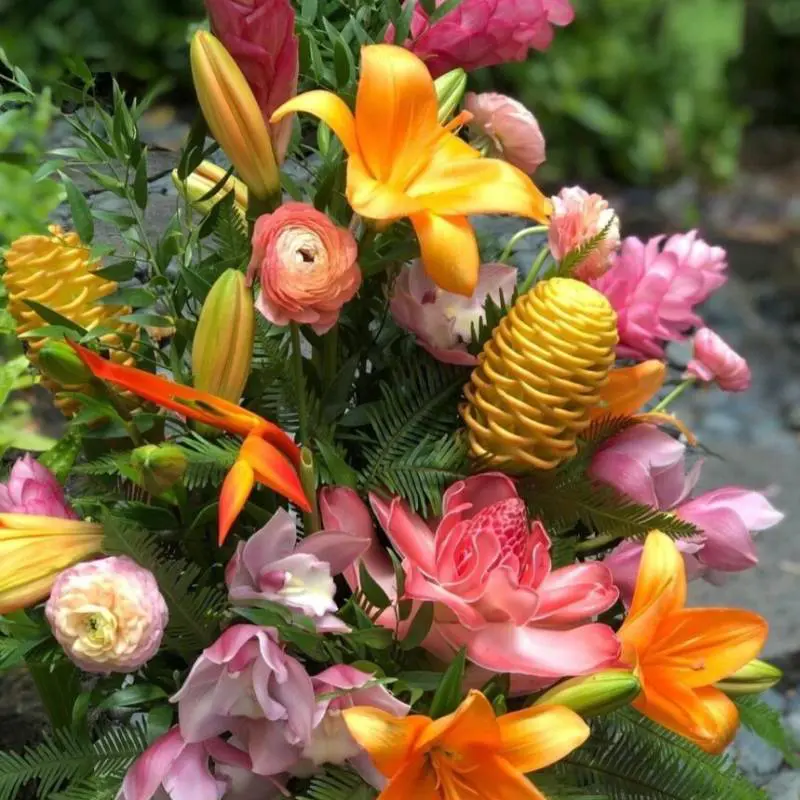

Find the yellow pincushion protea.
[
  {"left": 462, "top": 277, "right": 618, "bottom": 470},
  {"left": 3, "top": 225, "right": 138, "bottom": 412}
]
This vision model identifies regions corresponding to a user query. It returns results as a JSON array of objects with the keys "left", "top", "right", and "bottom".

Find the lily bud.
[
  {"left": 172, "top": 160, "right": 248, "bottom": 217},
  {"left": 190, "top": 30, "right": 280, "bottom": 202},
  {"left": 715, "top": 659, "right": 783, "bottom": 696},
  {"left": 38, "top": 341, "right": 93, "bottom": 385},
  {"left": 534, "top": 670, "right": 641, "bottom": 717},
  {"left": 192, "top": 269, "right": 255, "bottom": 407},
  {"left": 434, "top": 68, "right": 467, "bottom": 123},
  {"left": 130, "top": 445, "right": 188, "bottom": 496}
]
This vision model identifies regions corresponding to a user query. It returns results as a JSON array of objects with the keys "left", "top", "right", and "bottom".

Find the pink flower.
[
  {"left": 464, "top": 93, "right": 545, "bottom": 175},
  {"left": 0, "top": 455, "right": 77, "bottom": 518},
  {"left": 548, "top": 187, "right": 620, "bottom": 281},
  {"left": 592, "top": 233, "right": 728, "bottom": 360},
  {"left": 45, "top": 556, "right": 167, "bottom": 673},
  {"left": 225, "top": 508, "right": 369, "bottom": 631},
  {"left": 388, "top": 0, "right": 575, "bottom": 77},
  {"left": 171, "top": 624, "right": 316, "bottom": 776},
  {"left": 247, "top": 203, "right": 361, "bottom": 334},
  {"left": 390, "top": 261, "right": 517, "bottom": 366},
  {"left": 205, "top": 0, "right": 298, "bottom": 161},
  {"left": 685, "top": 328, "right": 751, "bottom": 392}
]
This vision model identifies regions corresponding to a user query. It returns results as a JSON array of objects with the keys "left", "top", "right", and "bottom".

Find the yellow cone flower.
[
  {"left": 0, "top": 513, "right": 104, "bottom": 613},
  {"left": 2, "top": 225, "right": 139, "bottom": 413},
  {"left": 462, "top": 277, "right": 618, "bottom": 470}
]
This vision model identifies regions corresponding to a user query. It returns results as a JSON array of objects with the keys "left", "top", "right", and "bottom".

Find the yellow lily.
[{"left": 272, "top": 44, "right": 550, "bottom": 296}]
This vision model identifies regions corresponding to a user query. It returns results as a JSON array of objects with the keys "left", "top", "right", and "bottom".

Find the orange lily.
[
  {"left": 343, "top": 690, "right": 589, "bottom": 800},
  {"left": 618, "top": 531, "right": 768, "bottom": 753},
  {"left": 69, "top": 344, "right": 310, "bottom": 543},
  {"left": 271, "top": 44, "right": 550, "bottom": 297}
]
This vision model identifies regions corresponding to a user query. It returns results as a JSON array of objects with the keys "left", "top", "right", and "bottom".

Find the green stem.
[
  {"left": 290, "top": 322, "right": 309, "bottom": 445},
  {"left": 575, "top": 532, "right": 622, "bottom": 554},
  {"left": 323, "top": 323, "right": 339, "bottom": 388},
  {"left": 652, "top": 376, "right": 696, "bottom": 412},
  {"left": 299, "top": 446, "right": 321, "bottom": 534},
  {"left": 96, "top": 379, "right": 145, "bottom": 446},
  {"left": 519, "top": 246, "right": 551, "bottom": 294},
  {"left": 499, "top": 226, "right": 548, "bottom": 263}
]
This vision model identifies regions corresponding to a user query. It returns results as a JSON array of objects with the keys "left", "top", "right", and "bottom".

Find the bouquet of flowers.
[{"left": 0, "top": 1, "right": 794, "bottom": 799}]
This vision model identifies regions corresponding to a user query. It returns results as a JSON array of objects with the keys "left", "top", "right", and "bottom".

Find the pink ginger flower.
[
  {"left": 685, "top": 328, "right": 751, "bottom": 392},
  {"left": 205, "top": 0, "right": 298, "bottom": 161},
  {"left": 464, "top": 92, "right": 546, "bottom": 175},
  {"left": 0, "top": 455, "right": 77, "bottom": 518},
  {"left": 592, "top": 232, "right": 728, "bottom": 360},
  {"left": 390, "top": 260, "right": 517, "bottom": 366},
  {"left": 387, "top": 0, "right": 575, "bottom": 77},
  {"left": 171, "top": 624, "right": 316, "bottom": 776},
  {"left": 225, "top": 508, "right": 369, "bottom": 632},
  {"left": 548, "top": 186, "right": 620, "bottom": 281}
]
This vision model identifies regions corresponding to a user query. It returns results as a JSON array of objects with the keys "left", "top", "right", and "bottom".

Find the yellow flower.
[
  {"left": 272, "top": 44, "right": 550, "bottom": 297},
  {"left": 172, "top": 160, "right": 248, "bottom": 217}
]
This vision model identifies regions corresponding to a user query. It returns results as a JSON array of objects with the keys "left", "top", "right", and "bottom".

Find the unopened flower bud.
[
  {"left": 131, "top": 445, "right": 187, "bottom": 496},
  {"left": 38, "top": 340, "right": 92, "bottom": 385},
  {"left": 192, "top": 269, "right": 255, "bottom": 404},
  {"left": 172, "top": 160, "right": 248, "bottom": 217},
  {"left": 434, "top": 68, "right": 467, "bottom": 123},
  {"left": 715, "top": 659, "right": 783, "bottom": 696},
  {"left": 190, "top": 30, "right": 280, "bottom": 202},
  {"left": 534, "top": 670, "right": 641, "bottom": 717}
]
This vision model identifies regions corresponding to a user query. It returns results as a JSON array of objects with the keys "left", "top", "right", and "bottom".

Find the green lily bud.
[
  {"left": 534, "top": 670, "right": 641, "bottom": 717},
  {"left": 38, "top": 341, "right": 92, "bottom": 385},
  {"left": 192, "top": 269, "right": 254, "bottom": 404},
  {"left": 435, "top": 68, "right": 467, "bottom": 124},
  {"left": 715, "top": 659, "right": 783, "bottom": 696},
  {"left": 130, "top": 444, "right": 188, "bottom": 496}
]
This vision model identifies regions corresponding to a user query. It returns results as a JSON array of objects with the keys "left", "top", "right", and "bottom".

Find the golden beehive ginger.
[{"left": 462, "top": 277, "right": 618, "bottom": 470}]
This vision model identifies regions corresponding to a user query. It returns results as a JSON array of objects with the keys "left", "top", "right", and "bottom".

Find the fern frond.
[
  {"left": 177, "top": 433, "right": 239, "bottom": 490},
  {"left": 735, "top": 696, "right": 800, "bottom": 768},
  {"left": 295, "top": 766, "right": 375, "bottom": 800},
  {"left": 556, "top": 218, "right": 616, "bottom": 277},
  {"left": 74, "top": 454, "right": 130, "bottom": 477},
  {"left": 209, "top": 193, "right": 250, "bottom": 271},
  {"left": 51, "top": 775, "right": 119, "bottom": 800}
]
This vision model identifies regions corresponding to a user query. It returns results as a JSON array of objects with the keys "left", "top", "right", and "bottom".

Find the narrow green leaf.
[
  {"left": 62, "top": 176, "right": 94, "bottom": 242},
  {"left": 300, "top": 0, "right": 318, "bottom": 23},
  {"left": 429, "top": 648, "right": 466, "bottom": 718},
  {"left": 399, "top": 601, "right": 434, "bottom": 651},
  {"left": 93, "top": 260, "right": 137, "bottom": 282},
  {"left": 133, "top": 149, "right": 149, "bottom": 210},
  {"left": 359, "top": 562, "right": 391, "bottom": 610},
  {"left": 98, "top": 287, "right": 156, "bottom": 308},
  {"left": 98, "top": 684, "right": 168, "bottom": 710},
  {"left": 22, "top": 300, "right": 87, "bottom": 334}
]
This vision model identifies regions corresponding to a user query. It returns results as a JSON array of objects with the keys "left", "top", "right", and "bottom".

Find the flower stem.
[
  {"left": 575, "top": 532, "right": 623, "bottom": 554},
  {"left": 653, "top": 376, "right": 696, "bottom": 412},
  {"left": 299, "top": 446, "right": 321, "bottom": 534},
  {"left": 499, "top": 225, "right": 548, "bottom": 263},
  {"left": 290, "top": 322, "right": 309, "bottom": 445},
  {"left": 519, "top": 246, "right": 551, "bottom": 294},
  {"left": 323, "top": 323, "right": 339, "bottom": 388}
]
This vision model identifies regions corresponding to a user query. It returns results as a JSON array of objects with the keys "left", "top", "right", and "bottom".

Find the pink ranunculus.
[
  {"left": 247, "top": 203, "right": 361, "bottom": 334},
  {"left": 225, "top": 508, "right": 369, "bottom": 632},
  {"left": 548, "top": 186, "right": 620, "bottom": 281},
  {"left": 662, "top": 229, "right": 727, "bottom": 306},
  {"left": 390, "top": 260, "right": 517, "bottom": 366},
  {"left": 171, "top": 624, "right": 316, "bottom": 776},
  {"left": 0, "top": 455, "right": 77, "bottom": 518},
  {"left": 464, "top": 92, "right": 546, "bottom": 175},
  {"left": 685, "top": 328, "right": 751, "bottom": 392},
  {"left": 387, "top": 0, "right": 575, "bottom": 77},
  {"left": 205, "top": 0, "right": 298, "bottom": 162}
]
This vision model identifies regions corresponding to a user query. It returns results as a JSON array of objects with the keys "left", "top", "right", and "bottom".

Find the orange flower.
[
  {"left": 69, "top": 344, "right": 310, "bottom": 543},
  {"left": 271, "top": 44, "right": 550, "bottom": 297},
  {"left": 618, "top": 531, "right": 768, "bottom": 753},
  {"left": 343, "top": 690, "right": 589, "bottom": 800}
]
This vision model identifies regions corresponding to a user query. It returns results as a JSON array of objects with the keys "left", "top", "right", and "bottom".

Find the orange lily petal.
[
  {"left": 410, "top": 212, "right": 479, "bottom": 296},
  {"left": 380, "top": 759, "right": 439, "bottom": 800},
  {"left": 271, "top": 90, "right": 359, "bottom": 156},
  {"left": 240, "top": 434, "right": 310, "bottom": 513},
  {"left": 619, "top": 531, "right": 686, "bottom": 656},
  {"left": 347, "top": 157, "right": 425, "bottom": 220},
  {"left": 342, "top": 708, "right": 429, "bottom": 777},
  {"left": 688, "top": 687, "right": 741, "bottom": 754},
  {"left": 418, "top": 690, "right": 501, "bottom": 753},
  {"left": 497, "top": 704, "right": 589, "bottom": 773},
  {"left": 464, "top": 753, "right": 548, "bottom": 800},
  {"left": 647, "top": 608, "right": 767, "bottom": 687},
  {"left": 219, "top": 458, "right": 255, "bottom": 544},
  {"left": 590, "top": 360, "right": 666, "bottom": 420}
]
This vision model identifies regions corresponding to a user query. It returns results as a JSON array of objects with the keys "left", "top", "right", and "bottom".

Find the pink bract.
[
  {"left": 685, "top": 328, "right": 751, "bottom": 392},
  {"left": 0, "top": 455, "right": 76, "bottom": 518}
]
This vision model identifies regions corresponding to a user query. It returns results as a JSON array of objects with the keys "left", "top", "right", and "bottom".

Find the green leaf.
[
  {"left": 399, "top": 601, "right": 434, "bottom": 651},
  {"left": 26, "top": 659, "right": 82, "bottom": 731},
  {"left": 358, "top": 562, "right": 391, "bottom": 610},
  {"left": 98, "top": 287, "right": 156, "bottom": 308},
  {"left": 429, "top": 648, "right": 466, "bottom": 718},
  {"left": 98, "top": 684, "right": 168, "bottom": 710},
  {"left": 22, "top": 300, "right": 87, "bottom": 335},
  {"left": 132, "top": 150, "right": 148, "bottom": 210},
  {"left": 735, "top": 696, "right": 800, "bottom": 768},
  {"left": 92, "top": 260, "right": 137, "bottom": 282},
  {"left": 62, "top": 176, "right": 94, "bottom": 243},
  {"left": 300, "top": 0, "right": 318, "bottom": 24}
]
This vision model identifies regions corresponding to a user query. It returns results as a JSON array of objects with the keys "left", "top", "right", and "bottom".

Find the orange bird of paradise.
[
  {"left": 70, "top": 343, "right": 310, "bottom": 544},
  {"left": 618, "top": 530, "right": 767, "bottom": 753}
]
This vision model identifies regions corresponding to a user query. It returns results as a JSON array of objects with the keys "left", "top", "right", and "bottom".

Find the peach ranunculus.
[
  {"left": 246, "top": 203, "right": 361, "bottom": 334},
  {"left": 548, "top": 186, "right": 620, "bottom": 281},
  {"left": 465, "top": 92, "right": 546, "bottom": 175}
]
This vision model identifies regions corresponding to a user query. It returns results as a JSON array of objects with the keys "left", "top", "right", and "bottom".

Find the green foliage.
[
  {"left": 294, "top": 766, "right": 375, "bottom": 800},
  {"left": 735, "top": 696, "right": 800, "bottom": 768}
]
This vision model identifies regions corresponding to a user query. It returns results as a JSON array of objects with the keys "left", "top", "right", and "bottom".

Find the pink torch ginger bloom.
[
  {"left": 465, "top": 92, "right": 546, "bottom": 175},
  {"left": 247, "top": 203, "right": 361, "bottom": 334},
  {"left": 390, "top": 260, "right": 517, "bottom": 365},
  {"left": 205, "top": 0, "right": 298, "bottom": 161},
  {"left": 45, "top": 556, "right": 168, "bottom": 673},
  {"left": 388, "top": 0, "right": 575, "bottom": 77},
  {"left": 685, "top": 328, "right": 751, "bottom": 392},
  {"left": 171, "top": 624, "right": 316, "bottom": 776},
  {"left": 549, "top": 186, "right": 620, "bottom": 281},
  {"left": 0, "top": 455, "right": 77, "bottom": 518},
  {"left": 225, "top": 508, "right": 370, "bottom": 631}
]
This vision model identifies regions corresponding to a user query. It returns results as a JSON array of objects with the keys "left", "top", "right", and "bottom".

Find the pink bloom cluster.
[
  {"left": 0, "top": 455, "right": 76, "bottom": 518},
  {"left": 686, "top": 328, "right": 751, "bottom": 392},
  {"left": 387, "top": 0, "right": 575, "bottom": 77},
  {"left": 590, "top": 425, "right": 783, "bottom": 602}
]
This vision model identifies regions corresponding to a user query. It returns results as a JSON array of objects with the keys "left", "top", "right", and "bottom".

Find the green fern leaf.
[
  {"left": 177, "top": 433, "right": 239, "bottom": 490},
  {"left": 735, "top": 696, "right": 800, "bottom": 768},
  {"left": 556, "top": 218, "right": 616, "bottom": 278},
  {"left": 295, "top": 766, "right": 375, "bottom": 800}
]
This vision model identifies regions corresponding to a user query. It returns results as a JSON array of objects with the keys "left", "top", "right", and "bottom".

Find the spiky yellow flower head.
[
  {"left": 462, "top": 277, "right": 618, "bottom": 470},
  {"left": 3, "top": 225, "right": 138, "bottom": 411}
]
